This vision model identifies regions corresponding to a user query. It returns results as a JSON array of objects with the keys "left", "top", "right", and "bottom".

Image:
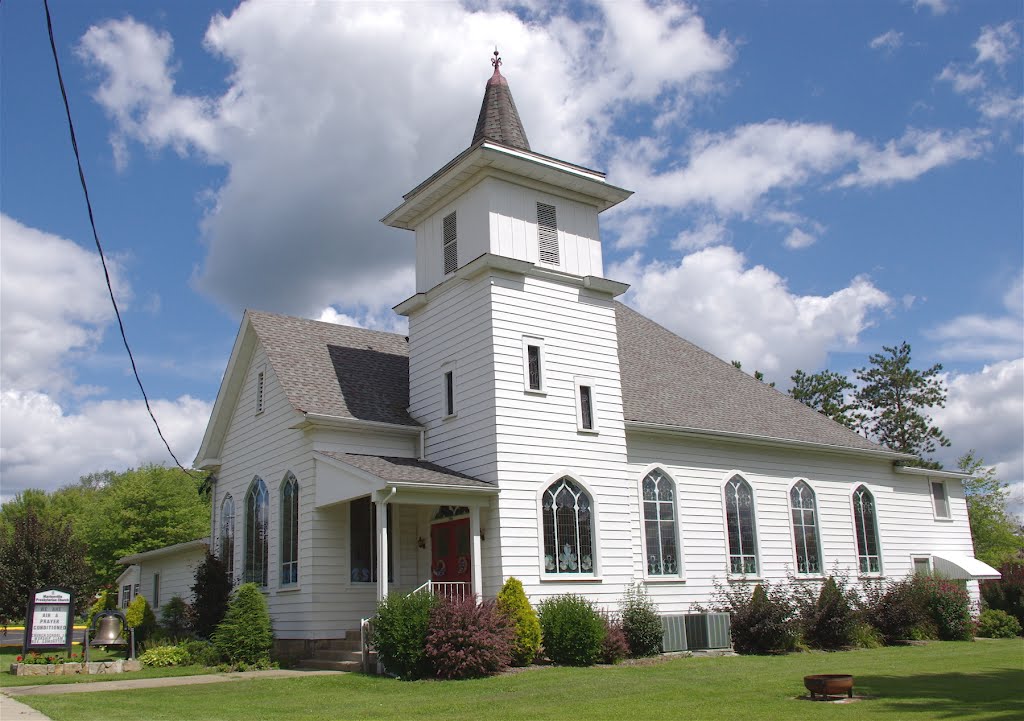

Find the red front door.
[{"left": 431, "top": 518, "right": 471, "bottom": 585}]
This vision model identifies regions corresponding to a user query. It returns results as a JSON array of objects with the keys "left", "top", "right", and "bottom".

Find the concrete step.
[
  {"left": 297, "top": 659, "right": 362, "bottom": 672},
  {"left": 313, "top": 636, "right": 361, "bottom": 652},
  {"left": 311, "top": 649, "right": 362, "bottom": 662}
]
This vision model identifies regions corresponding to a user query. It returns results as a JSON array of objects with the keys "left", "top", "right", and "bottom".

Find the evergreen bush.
[
  {"left": 371, "top": 590, "right": 437, "bottom": 680},
  {"left": 980, "top": 562, "right": 1024, "bottom": 628},
  {"left": 976, "top": 609, "right": 1022, "bottom": 638},
  {"left": 125, "top": 594, "right": 157, "bottom": 644},
  {"left": 801, "top": 576, "right": 858, "bottom": 650},
  {"left": 159, "top": 595, "right": 191, "bottom": 639},
  {"left": 189, "top": 551, "right": 233, "bottom": 639},
  {"left": 179, "top": 638, "right": 222, "bottom": 666},
  {"left": 619, "top": 584, "right": 663, "bottom": 657},
  {"left": 495, "top": 577, "right": 541, "bottom": 666},
  {"left": 212, "top": 583, "right": 273, "bottom": 667},
  {"left": 424, "top": 597, "right": 513, "bottom": 679},
  {"left": 599, "top": 612, "right": 629, "bottom": 664},
  {"left": 537, "top": 594, "right": 605, "bottom": 666}
]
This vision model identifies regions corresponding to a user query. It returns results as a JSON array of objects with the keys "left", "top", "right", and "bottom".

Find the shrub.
[
  {"left": 976, "top": 609, "right": 1022, "bottom": 638},
  {"left": 537, "top": 594, "right": 605, "bottom": 666},
  {"left": 619, "top": 584, "right": 662, "bottom": 657},
  {"left": 981, "top": 562, "right": 1024, "bottom": 628},
  {"left": 850, "top": 622, "right": 884, "bottom": 649},
  {"left": 180, "top": 638, "right": 222, "bottom": 666},
  {"left": 160, "top": 596, "right": 191, "bottom": 639},
  {"left": 496, "top": 577, "right": 541, "bottom": 666},
  {"left": 86, "top": 589, "right": 116, "bottom": 631},
  {"left": 801, "top": 577, "right": 858, "bottom": 650},
  {"left": 372, "top": 590, "right": 437, "bottom": 680},
  {"left": 212, "top": 583, "right": 273, "bottom": 666},
  {"left": 864, "top": 576, "right": 933, "bottom": 643},
  {"left": 125, "top": 594, "right": 157, "bottom": 644},
  {"left": 599, "top": 612, "right": 629, "bottom": 664},
  {"left": 710, "top": 581, "right": 798, "bottom": 655},
  {"left": 424, "top": 597, "right": 513, "bottom": 679},
  {"left": 139, "top": 644, "right": 190, "bottom": 667},
  {"left": 190, "top": 551, "right": 233, "bottom": 639},
  {"left": 920, "top": 576, "right": 972, "bottom": 641}
]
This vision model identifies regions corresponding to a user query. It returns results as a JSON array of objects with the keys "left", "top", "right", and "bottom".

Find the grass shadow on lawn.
[{"left": 858, "top": 668, "right": 1024, "bottom": 721}]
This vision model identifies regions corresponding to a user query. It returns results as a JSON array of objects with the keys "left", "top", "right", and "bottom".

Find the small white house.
[
  {"left": 130, "top": 55, "right": 997, "bottom": 657},
  {"left": 117, "top": 539, "right": 208, "bottom": 615}
]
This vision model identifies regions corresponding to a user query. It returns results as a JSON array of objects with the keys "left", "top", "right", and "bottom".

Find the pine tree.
[{"left": 789, "top": 369, "right": 860, "bottom": 429}]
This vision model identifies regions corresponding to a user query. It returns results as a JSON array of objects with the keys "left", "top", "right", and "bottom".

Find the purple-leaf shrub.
[
  {"left": 424, "top": 597, "right": 514, "bottom": 680},
  {"left": 600, "top": 612, "right": 629, "bottom": 664}
]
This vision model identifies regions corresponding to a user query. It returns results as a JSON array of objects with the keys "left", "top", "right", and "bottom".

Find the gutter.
[
  {"left": 295, "top": 413, "right": 421, "bottom": 435},
  {"left": 893, "top": 465, "right": 970, "bottom": 480}
]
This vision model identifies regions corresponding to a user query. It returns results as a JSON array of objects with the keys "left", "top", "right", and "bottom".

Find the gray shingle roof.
[
  {"left": 318, "top": 452, "right": 496, "bottom": 490},
  {"left": 246, "top": 305, "right": 885, "bottom": 453},
  {"left": 246, "top": 310, "right": 417, "bottom": 426},
  {"left": 471, "top": 60, "right": 530, "bottom": 151},
  {"left": 615, "top": 303, "right": 883, "bottom": 452}
]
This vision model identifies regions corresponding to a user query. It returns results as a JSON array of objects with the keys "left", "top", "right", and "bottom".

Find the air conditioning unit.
[{"left": 661, "top": 612, "right": 732, "bottom": 652}]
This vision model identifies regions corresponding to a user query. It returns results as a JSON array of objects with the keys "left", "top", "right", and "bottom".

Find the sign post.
[{"left": 23, "top": 588, "right": 75, "bottom": 657}]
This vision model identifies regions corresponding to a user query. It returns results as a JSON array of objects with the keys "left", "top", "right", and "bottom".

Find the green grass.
[
  {"left": 14, "top": 639, "right": 1024, "bottom": 721},
  {"left": 0, "top": 644, "right": 216, "bottom": 688}
]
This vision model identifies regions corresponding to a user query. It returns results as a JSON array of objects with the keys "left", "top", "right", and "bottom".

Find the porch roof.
[{"left": 316, "top": 451, "right": 497, "bottom": 491}]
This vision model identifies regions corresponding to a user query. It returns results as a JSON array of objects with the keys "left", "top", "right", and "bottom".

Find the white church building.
[{"left": 125, "top": 54, "right": 996, "bottom": 657}]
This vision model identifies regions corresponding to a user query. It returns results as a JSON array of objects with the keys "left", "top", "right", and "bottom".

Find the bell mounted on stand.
[{"left": 85, "top": 609, "right": 135, "bottom": 662}]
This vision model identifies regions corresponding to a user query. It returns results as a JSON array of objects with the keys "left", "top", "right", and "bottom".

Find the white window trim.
[
  {"left": 346, "top": 499, "right": 400, "bottom": 587},
  {"left": 912, "top": 555, "right": 933, "bottom": 575},
  {"left": 152, "top": 572, "right": 161, "bottom": 609},
  {"left": 255, "top": 365, "right": 266, "bottom": 415},
  {"left": 279, "top": 472, "right": 299, "bottom": 589},
  {"left": 536, "top": 470, "right": 602, "bottom": 581},
  {"left": 929, "top": 479, "right": 952, "bottom": 520},
  {"left": 849, "top": 482, "right": 883, "bottom": 577},
  {"left": 574, "top": 376, "right": 599, "bottom": 433},
  {"left": 719, "top": 470, "right": 763, "bottom": 580},
  {"left": 787, "top": 478, "right": 825, "bottom": 578},
  {"left": 441, "top": 362, "right": 457, "bottom": 419},
  {"left": 522, "top": 336, "right": 546, "bottom": 395},
  {"left": 637, "top": 464, "right": 685, "bottom": 582}
]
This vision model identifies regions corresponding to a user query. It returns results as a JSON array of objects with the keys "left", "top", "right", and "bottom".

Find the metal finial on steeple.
[
  {"left": 491, "top": 48, "right": 502, "bottom": 74},
  {"left": 472, "top": 46, "right": 530, "bottom": 150}
]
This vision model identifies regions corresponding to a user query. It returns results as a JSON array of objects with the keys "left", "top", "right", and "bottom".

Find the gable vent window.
[
  {"left": 255, "top": 369, "right": 265, "bottom": 414},
  {"left": 537, "top": 202, "right": 559, "bottom": 265},
  {"left": 443, "top": 211, "right": 458, "bottom": 275}
]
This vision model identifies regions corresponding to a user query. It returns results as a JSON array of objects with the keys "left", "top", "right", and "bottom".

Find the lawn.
[
  {"left": 0, "top": 644, "right": 217, "bottom": 688},
  {"left": 13, "top": 639, "right": 1023, "bottom": 721}
]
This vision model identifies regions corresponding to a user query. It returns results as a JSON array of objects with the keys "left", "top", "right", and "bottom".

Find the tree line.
[{"left": 0, "top": 465, "right": 209, "bottom": 622}]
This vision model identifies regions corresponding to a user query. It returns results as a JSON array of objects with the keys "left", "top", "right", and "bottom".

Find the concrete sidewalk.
[
  {"left": 4, "top": 668, "right": 344, "bottom": 697},
  {"left": 1, "top": 693, "right": 55, "bottom": 721}
]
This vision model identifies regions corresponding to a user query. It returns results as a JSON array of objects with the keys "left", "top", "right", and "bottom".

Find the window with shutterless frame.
[
  {"left": 541, "top": 476, "right": 596, "bottom": 575},
  {"left": 574, "top": 376, "right": 597, "bottom": 432},
  {"left": 280, "top": 472, "right": 299, "bottom": 586},
  {"left": 789, "top": 480, "right": 822, "bottom": 575},
  {"left": 723, "top": 474, "right": 758, "bottom": 575},
  {"left": 852, "top": 485, "right": 881, "bottom": 574},
  {"left": 244, "top": 476, "right": 269, "bottom": 586},
  {"left": 641, "top": 468, "right": 681, "bottom": 577},
  {"left": 522, "top": 336, "right": 545, "bottom": 393}
]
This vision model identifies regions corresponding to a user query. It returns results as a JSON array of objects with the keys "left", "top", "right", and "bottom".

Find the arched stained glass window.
[
  {"left": 642, "top": 469, "right": 679, "bottom": 575},
  {"left": 724, "top": 475, "right": 758, "bottom": 574},
  {"left": 220, "top": 494, "right": 235, "bottom": 579},
  {"left": 542, "top": 477, "right": 594, "bottom": 574},
  {"left": 853, "top": 485, "right": 881, "bottom": 573},
  {"left": 790, "top": 480, "right": 822, "bottom": 575},
  {"left": 280, "top": 473, "right": 299, "bottom": 586},
  {"left": 244, "top": 476, "right": 269, "bottom": 586}
]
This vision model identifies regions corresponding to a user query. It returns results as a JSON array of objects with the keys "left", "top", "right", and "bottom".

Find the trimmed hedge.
[
  {"left": 537, "top": 594, "right": 605, "bottom": 666},
  {"left": 976, "top": 609, "right": 1021, "bottom": 638},
  {"left": 372, "top": 590, "right": 437, "bottom": 680}
]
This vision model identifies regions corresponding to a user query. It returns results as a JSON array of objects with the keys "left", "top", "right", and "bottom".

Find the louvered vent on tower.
[
  {"left": 443, "top": 211, "right": 458, "bottom": 275},
  {"left": 537, "top": 202, "right": 559, "bottom": 265}
]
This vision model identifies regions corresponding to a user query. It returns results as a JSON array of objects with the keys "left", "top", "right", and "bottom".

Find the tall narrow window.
[
  {"left": 244, "top": 476, "right": 269, "bottom": 586},
  {"left": 443, "top": 211, "right": 458, "bottom": 275},
  {"left": 527, "top": 345, "right": 542, "bottom": 390},
  {"left": 723, "top": 475, "right": 758, "bottom": 574},
  {"left": 255, "top": 369, "right": 265, "bottom": 414},
  {"left": 790, "top": 480, "right": 822, "bottom": 575},
  {"left": 350, "top": 497, "right": 393, "bottom": 583},
  {"left": 537, "top": 202, "right": 559, "bottom": 265},
  {"left": 280, "top": 473, "right": 299, "bottom": 586},
  {"left": 121, "top": 585, "right": 132, "bottom": 609},
  {"left": 852, "top": 485, "right": 880, "bottom": 573},
  {"left": 930, "top": 481, "right": 950, "bottom": 519},
  {"left": 220, "top": 494, "right": 235, "bottom": 580},
  {"left": 575, "top": 378, "right": 597, "bottom": 431},
  {"left": 152, "top": 573, "right": 161, "bottom": 608},
  {"left": 541, "top": 477, "right": 594, "bottom": 574},
  {"left": 443, "top": 370, "right": 455, "bottom": 417},
  {"left": 642, "top": 469, "right": 679, "bottom": 576}
]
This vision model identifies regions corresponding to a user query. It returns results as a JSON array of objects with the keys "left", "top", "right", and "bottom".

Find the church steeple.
[{"left": 471, "top": 50, "right": 530, "bottom": 151}]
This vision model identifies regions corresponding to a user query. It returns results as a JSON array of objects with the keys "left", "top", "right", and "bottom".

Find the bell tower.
[{"left": 383, "top": 52, "right": 635, "bottom": 597}]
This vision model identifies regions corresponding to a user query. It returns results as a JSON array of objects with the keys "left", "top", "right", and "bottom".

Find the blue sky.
[{"left": 1, "top": 0, "right": 1021, "bottom": 510}]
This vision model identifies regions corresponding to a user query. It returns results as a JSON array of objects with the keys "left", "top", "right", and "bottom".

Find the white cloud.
[
  {"left": 611, "top": 246, "right": 890, "bottom": 379},
  {"left": 978, "top": 92, "right": 1024, "bottom": 121},
  {"left": 931, "top": 359, "right": 1024, "bottom": 494},
  {"left": 938, "top": 65, "right": 985, "bottom": 94},
  {"left": 0, "top": 215, "right": 127, "bottom": 395},
  {"left": 928, "top": 271, "right": 1023, "bottom": 360},
  {"left": 913, "top": 0, "right": 949, "bottom": 16},
  {"left": 783, "top": 228, "right": 816, "bottom": 250},
  {"left": 0, "top": 390, "right": 211, "bottom": 497},
  {"left": 317, "top": 308, "right": 364, "bottom": 327},
  {"left": 974, "top": 21, "right": 1020, "bottom": 67},
  {"left": 77, "top": 2, "right": 734, "bottom": 319},
  {"left": 836, "top": 128, "right": 987, "bottom": 187},
  {"left": 869, "top": 30, "right": 903, "bottom": 52},
  {"left": 672, "top": 219, "right": 728, "bottom": 250}
]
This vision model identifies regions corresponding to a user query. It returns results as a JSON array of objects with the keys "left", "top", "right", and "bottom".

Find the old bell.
[{"left": 93, "top": 612, "right": 127, "bottom": 645}]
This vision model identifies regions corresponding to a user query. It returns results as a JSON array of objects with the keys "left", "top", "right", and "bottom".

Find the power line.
[{"left": 43, "top": 0, "right": 194, "bottom": 476}]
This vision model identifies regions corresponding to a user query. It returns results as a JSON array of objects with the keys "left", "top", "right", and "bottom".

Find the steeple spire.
[{"left": 471, "top": 49, "right": 530, "bottom": 151}]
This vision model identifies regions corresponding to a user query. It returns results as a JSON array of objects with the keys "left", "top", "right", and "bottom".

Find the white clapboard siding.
[{"left": 136, "top": 546, "right": 206, "bottom": 612}]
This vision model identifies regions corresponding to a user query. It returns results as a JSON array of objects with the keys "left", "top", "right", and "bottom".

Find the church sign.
[{"left": 24, "top": 588, "right": 75, "bottom": 655}]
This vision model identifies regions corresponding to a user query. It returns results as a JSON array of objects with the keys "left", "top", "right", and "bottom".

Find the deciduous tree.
[{"left": 958, "top": 451, "right": 1024, "bottom": 567}]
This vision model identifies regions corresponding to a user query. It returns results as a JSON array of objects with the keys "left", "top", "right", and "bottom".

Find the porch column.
[
  {"left": 376, "top": 499, "right": 389, "bottom": 602},
  {"left": 470, "top": 505, "right": 483, "bottom": 600}
]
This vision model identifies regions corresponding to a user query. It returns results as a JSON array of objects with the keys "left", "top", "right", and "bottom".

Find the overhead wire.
[{"left": 42, "top": 0, "right": 196, "bottom": 477}]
